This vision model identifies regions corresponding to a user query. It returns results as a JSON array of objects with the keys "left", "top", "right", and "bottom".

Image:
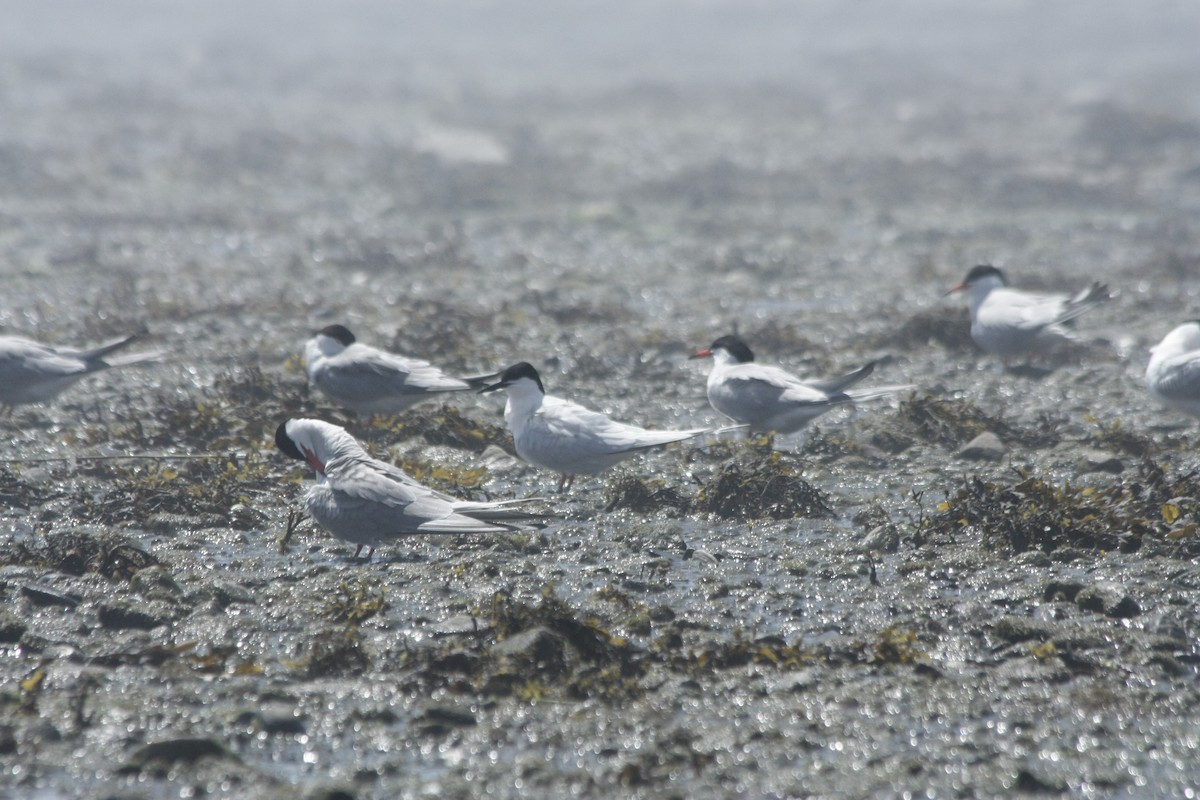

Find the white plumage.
[
  {"left": 690, "top": 334, "right": 911, "bottom": 435},
  {"left": 1146, "top": 321, "right": 1200, "bottom": 419},
  {"left": 275, "top": 418, "right": 539, "bottom": 559},
  {"left": 303, "top": 324, "right": 492, "bottom": 416},
  {"left": 947, "top": 265, "right": 1111, "bottom": 364},
  {"left": 480, "top": 362, "right": 710, "bottom": 491},
  {"left": 0, "top": 331, "right": 163, "bottom": 413}
]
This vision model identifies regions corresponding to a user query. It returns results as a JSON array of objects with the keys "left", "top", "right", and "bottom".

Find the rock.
[
  {"left": 0, "top": 725, "right": 15, "bottom": 754},
  {"left": 229, "top": 502, "right": 267, "bottom": 529},
  {"left": 490, "top": 626, "right": 568, "bottom": 676},
  {"left": 991, "top": 616, "right": 1055, "bottom": 643},
  {"left": 957, "top": 431, "right": 1006, "bottom": 461},
  {"left": 478, "top": 444, "right": 520, "bottom": 469},
  {"left": 1076, "top": 449, "right": 1124, "bottom": 474},
  {"left": 430, "top": 613, "right": 490, "bottom": 637},
  {"left": 863, "top": 524, "right": 900, "bottom": 553},
  {"left": 129, "top": 568, "right": 184, "bottom": 601},
  {"left": 20, "top": 583, "right": 82, "bottom": 608},
  {"left": 209, "top": 581, "right": 257, "bottom": 607},
  {"left": 97, "top": 600, "right": 175, "bottom": 631},
  {"left": 304, "top": 785, "right": 357, "bottom": 800},
  {"left": 0, "top": 608, "right": 28, "bottom": 643},
  {"left": 1043, "top": 580, "right": 1085, "bottom": 602},
  {"left": 413, "top": 705, "right": 477, "bottom": 736},
  {"left": 237, "top": 703, "right": 307, "bottom": 735},
  {"left": 1075, "top": 581, "right": 1141, "bottom": 618},
  {"left": 120, "top": 736, "right": 239, "bottom": 774}
]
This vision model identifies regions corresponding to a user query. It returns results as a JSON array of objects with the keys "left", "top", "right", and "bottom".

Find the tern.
[
  {"left": 276, "top": 418, "right": 542, "bottom": 560},
  {"left": 479, "top": 362, "right": 711, "bottom": 492},
  {"left": 946, "top": 265, "right": 1112, "bottom": 366},
  {"left": 0, "top": 331, "right": 163, "bottom": 415},
  {"left": 304, "top": 324, "right": 495, "bottom": 416},
  {"left": 1145, "top": 321, "right": 1200, "bottom": 418},
  {"left": 689, "top": 334, "right": 912, "bottom": 435}
]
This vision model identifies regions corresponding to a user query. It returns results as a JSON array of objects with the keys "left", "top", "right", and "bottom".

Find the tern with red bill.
[
  {"left": 946, "top": 265, "right": 1112, "bottom": 366},
  {"left": 275, "top": 418, "right": 542, "bottom": 560},
  {"left": 479, "top": 362, "right": 718, "bottom": 492},
  {"left": 689, "top": 334, "right": 912, "bottom": 435}
]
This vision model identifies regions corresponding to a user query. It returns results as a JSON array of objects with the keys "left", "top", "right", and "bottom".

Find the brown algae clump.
[
  {"left": 928, "top": 460, "right": 1200, "bottom": 555},
  {"left": 693, "top": 451, "right": 832, "bottom": 520},
  {"left": 603, "top": 475, "right": 690, "bottom": 514},
  {"left": 0, "top": 530, "right": 158, "bottom": 580},
  {"left": 371, "top": 405, "right": 513, "bottom": 453}
]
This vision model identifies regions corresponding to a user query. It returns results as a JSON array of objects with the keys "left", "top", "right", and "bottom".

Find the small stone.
[
  {"left": 97, "top": 600, "right": 175, "bottom": 631},
  {"left": 863, "top": 524, "right": 900, "bottom": 553},
  {"left": 0, "top": 608, "right": 28, "bottom": 643},
  {"left": 1043, "top": 580, "right": 1085, "bottom": 602},
  {"left": 229, "top": 503, "right": 267, "bottom": 529},
  {"left": 1075, "top": 581, "right": 1141, "bottom": 618},
  {"left": 255, "top": 703, "right": 307, "bottom": 735},
  {"left": 957, "top": 431, "right": 1006, "bottom": 461},
  {"left": 430, "top": 614, "right": 490, "bottom": 637},
  {"left": 120, "top": 736, "right": 239, "bottom": 774},
  {"left": 304, "top": 785, "right": 357, "bottom": 800},
  {"left": 1076, "top": 449, "right": 1124, "bottom": 474},
  {"left": 209, "top": 581, "right": 256, "bottom": 607},
  {"left": 413, "top": 705, "right": 477, "bottom": 736},
  {"left": 490, "top": 626, "right": 568, "bottom": 676},
  {"left": 478, "top": 445, "right": 520, "bottom": 469}
]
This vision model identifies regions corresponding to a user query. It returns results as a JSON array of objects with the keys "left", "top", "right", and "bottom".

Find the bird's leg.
[
  {"left": 365, "top": 547, "right": 375, "bottom": 561},
  {"left": 353, "top": 544, "right": 364, "bottom": 558}
]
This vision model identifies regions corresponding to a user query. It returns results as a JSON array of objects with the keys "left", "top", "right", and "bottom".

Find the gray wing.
[
  {"left": 539, "top": 397, "right": 702, "bottom": 456},
  {"left": 319, "top": 346, "right": 471, "bottom": 401},
  {"left": 325, "top": 457, "right": 509, "bottom": 533},
  {"left": 0, "top": 338, "right": 88, "bottom": 381},
  {"left": 1155, "top": 353, "right": 1200, "bottom": 401}
]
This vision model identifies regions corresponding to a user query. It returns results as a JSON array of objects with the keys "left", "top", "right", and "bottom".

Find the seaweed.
[
  {"left": 296, "top": 627, "right": 372, "bottom": 678},
  {"left": 889, "top": 393, "right": 1060, "bottom": 449},
  {"left": 925, "top": 459, "right": 1200, "bottom": 556},
  {"left": 693, "top": 451, "right": 832, "bottom": 520},
  {"left": 77, "top": 454, "right": 278, "bottom": 524},
  {"left": 0, "top": 530, "right": 158, "bottom": 580},
  {"left": 603, "top": 475, "right": 690, "bottom": 514},
  {"left": 369, "top": 405, "right": 513, "bottom": 454},
  {"left": 324, "top": 578, "right": 389, "bottom": 625},
  {"left": 1086, "top": 415, "right": 1157, "bottom": 459}
]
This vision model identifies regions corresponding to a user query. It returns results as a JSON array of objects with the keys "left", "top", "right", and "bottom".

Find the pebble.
[{"left": 957, "top": 431, "right": 1006, "bottom": 461}]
